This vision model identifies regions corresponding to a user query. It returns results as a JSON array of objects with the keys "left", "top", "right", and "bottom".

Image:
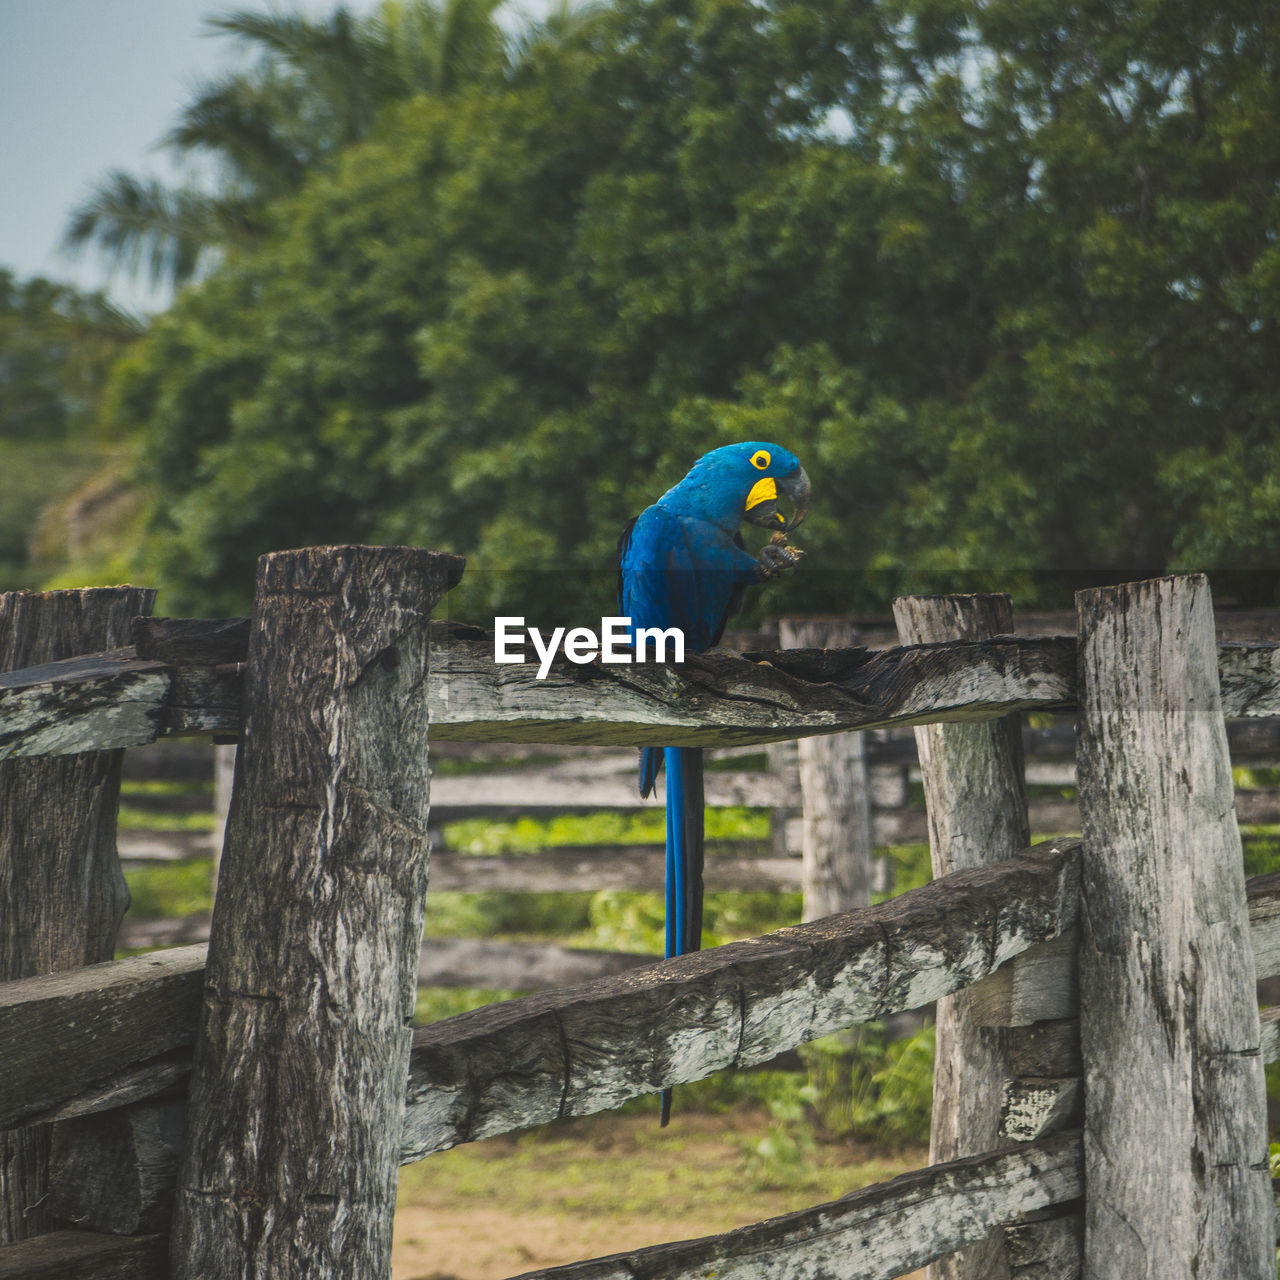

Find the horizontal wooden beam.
[
  {"left": 0, "top": 946, "right": 205, "bottom": 1129},
  {"left": 3, "top": 617, "right": 1279, "bottom": 758},
  {"left": 13, "top": 854, "right": 1280, "bottom": 1144},
  {"left": 505, "top": 1132, "right": 1081, "bottom": 1280},
  {"left": 0, "top": 1229, "right": 166, "bottom": 1280},
  {"left": 427, "top": 630, "right": 1078, "bottom": 745},
  {"left": 400, "top": 839, "right": 1080, "bottom": 1158},
  {"left": 2, "top": 842, "right": 1079, "bottom": 1140},
  {"left": 0, "top": 650, "right": 170, "bottom": 758}
]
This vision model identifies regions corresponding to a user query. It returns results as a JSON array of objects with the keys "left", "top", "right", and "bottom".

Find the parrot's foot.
[{"left": 757, "top": 537, "right": 805, "bottom": 580}]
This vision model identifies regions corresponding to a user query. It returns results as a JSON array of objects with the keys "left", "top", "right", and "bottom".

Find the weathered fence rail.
[
  {"left": 2, "top": 557, "right": 1277, "bottom": 1280},
  {"left": 7, "top": 621, "right": 1280, "bottom": 759}
]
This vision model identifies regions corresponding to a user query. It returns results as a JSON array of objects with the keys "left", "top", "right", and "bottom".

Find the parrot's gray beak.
[
  {"left": 776, "top": 465, "right": 810, "bottom": 533},
  {"left": 744, "top": 464, "right": 811, "bottom": 533}
]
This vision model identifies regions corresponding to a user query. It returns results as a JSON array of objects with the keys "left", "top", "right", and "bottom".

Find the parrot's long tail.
[{"left": 660, "top": 745, "right": 704, "bottom": 1127}]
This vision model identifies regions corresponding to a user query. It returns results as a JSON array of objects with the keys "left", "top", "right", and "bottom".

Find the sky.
[{"left": 0, "top": 0, "right": 426, "bottom": 315}]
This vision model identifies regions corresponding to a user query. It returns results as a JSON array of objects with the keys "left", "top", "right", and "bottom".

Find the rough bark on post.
[
  {"left": 0, "top": 586, "right": 154, "bottom": 1243},
  {"left": 778, "top": 618, "right": 873, "bottom": 920},
  {"left": 169, "top": 545, "right": 462, "bottom": 1280},
  {"left": 893, "top": 594, "right": 1030, "bottom": 1280},
  {"left": 1076, "top": 575, "right": 1271, "bottom": 1279}
]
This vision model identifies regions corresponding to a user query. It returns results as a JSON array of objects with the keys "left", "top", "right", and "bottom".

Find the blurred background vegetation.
[{"left": 4, "top": 0, "right": 1279, "bottom": 621}]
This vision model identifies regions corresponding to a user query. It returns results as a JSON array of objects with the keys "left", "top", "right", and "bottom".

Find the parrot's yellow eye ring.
[{"left": 750, "top": 449, "right": 771, "bottom": 470}]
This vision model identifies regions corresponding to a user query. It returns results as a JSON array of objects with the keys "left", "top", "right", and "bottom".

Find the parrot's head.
[{"left": 663, "top": 441, "right": 810, "bottom": 533}]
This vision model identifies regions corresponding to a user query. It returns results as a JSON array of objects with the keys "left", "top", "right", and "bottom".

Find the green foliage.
[
  {"left": 802, "top": 1024, "right": 936, "bottom": 1147},
  {"left": 0, "top": 270, "right": 141, "bottom": 590},
  {"left": 96, "top": 0, "right": 1280, "bottom": 618},
  {"left": 65, "top": 0, "right": 517, "bottom": 287},
  {"left": 123, "top": 858, "right": 215, "bottom": 919},
  {"left": 877, "top": 844, "right": 933, "bottom": 900},
  {"left": 697, "top": 1023, "right": 937, "bottom": 1175},
  {"left": 422, "top": 890, "right": 596, "bottom": 938},
  {"left": 741, "top": 1085, "right": 821, "bottom": 1189},
  {"left": 413, "top": 985, "right": 519, "bottom": 1024},
  {"left": 586, "top": 889, "right": 802, "bottom": 953},
  {"left": 1243, "top": 828, "right": 1280, "bottom": 879}
]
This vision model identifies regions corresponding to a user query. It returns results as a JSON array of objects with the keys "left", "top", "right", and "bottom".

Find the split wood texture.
[
  {"left": 894, "top": 594, "right": 1030, "bottom": 1280},
  {"left": 168, "top": 546, "right": 463, "bottom": 1280},
  {"left": 778, "top": 617, "right": 874, "bottom": 919},
  {"left": 0, "top": 587, "right": 154, "bottom": 1243},
  {"left": 1075, "top": 575, "right": 1272, "bottom": 1279}
]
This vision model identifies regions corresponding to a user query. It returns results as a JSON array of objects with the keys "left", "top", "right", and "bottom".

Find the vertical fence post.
[
  {"left": 1076, "top": 574, "right": 1271, "bottom": 1278},
  {"left": 778, "top": 618, "right": 873, "bottom": 920},
  {"left": 893, "top": 594, "right": 1029, "bottom": 1280},
  {"left": 0, "top": 586, "right": 155, "bottom": 1242},
  {"left": 170, "top": 546, "right": 462, "bottom": 1279}
]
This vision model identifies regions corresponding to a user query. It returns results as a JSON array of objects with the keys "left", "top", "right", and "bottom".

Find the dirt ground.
[{"left": 392, "top": 1112, "right": 927, "bottom": 1280}]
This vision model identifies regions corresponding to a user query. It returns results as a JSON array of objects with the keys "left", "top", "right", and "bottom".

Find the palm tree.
[{"left": 64, "top": 0, "right": 511, "bottom": 290}]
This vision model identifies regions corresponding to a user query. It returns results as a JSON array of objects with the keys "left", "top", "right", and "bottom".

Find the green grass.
[
  {"left": 414, "top": 986, "right": 521, "bottom": 1024},
  {"left": 442, "top": 806, "right": 769, "bottom": 854},
  {"left": 120, "top": 779, "right": 213, "bottom": 798},
  {"left": 117, "top": 806, "right": 218, "bottom": 832},
  {"left": 124, "top": 857, "right": 215, "bottom": 919},
  {"left": 1243, "top": 828, "right": 1280, "bottom": 878},
  {"left": 396, "top": 1108, "right": 922, "bottom": 1216},
  {"left": 118, "top": 777, "right": 218, "bottom": 831}
]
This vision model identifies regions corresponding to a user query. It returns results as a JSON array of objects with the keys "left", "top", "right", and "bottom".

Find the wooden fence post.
[
  {"left": 169, "top": 546, "right": 462, "bottom": 1279},
  {"left": 893, "top": 594, "right": 1029, "bottom": 1280},
  {"left": 0, "top": 586, "right": 155, "bottom": 1242},
  {"left": 778, "top": 618, "right": 873, "bottom": 920},
  {"left": 1076, "top": 574, "right": 1271, "bottom": 1278}
]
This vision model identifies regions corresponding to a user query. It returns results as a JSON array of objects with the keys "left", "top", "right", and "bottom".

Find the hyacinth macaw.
[{"left": 617, "top": 442, "right": 810, "bottom": 1124}]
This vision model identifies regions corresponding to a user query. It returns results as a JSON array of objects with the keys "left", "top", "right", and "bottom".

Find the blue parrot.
[{"left": 617, "top": 442, "right": 810, "bottom": 1124}]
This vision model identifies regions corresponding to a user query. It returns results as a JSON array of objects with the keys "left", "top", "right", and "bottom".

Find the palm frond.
[
  {"left": 163, "top": 71, "right": 310, "bottom": 192},
  {"left": 506, "top": 0, "right": 605, "bottom": 67},
  {"left": 62, "top": 171, "right": 254, "bottom": 289}
]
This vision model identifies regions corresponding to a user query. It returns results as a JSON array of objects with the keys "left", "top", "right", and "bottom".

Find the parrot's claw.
[{"left": 756, "top": 541, "right": 805, "bottom": 580}]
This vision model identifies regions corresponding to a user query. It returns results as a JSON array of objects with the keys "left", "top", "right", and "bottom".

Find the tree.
[
  {"left": 104, "top": 0, "right": 1280, "bottom": 618},
  {"left": 0, "top": 270, "right": 142, "bottom": 589},
  {"left": 64, "top": 0, "right": 511, "bottom": 288}
]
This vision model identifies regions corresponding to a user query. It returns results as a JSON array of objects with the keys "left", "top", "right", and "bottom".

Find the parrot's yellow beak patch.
[{"left": 745, "top": 476, "right": 777, "bottom": 511}]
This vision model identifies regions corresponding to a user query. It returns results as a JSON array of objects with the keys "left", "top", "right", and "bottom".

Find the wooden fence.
[
  {"left": 1, "top": 547, "right": 1278, "bottom": 1278},
  {"left": 113, "top": 636, "right": 1280, "bottom": 993}
]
